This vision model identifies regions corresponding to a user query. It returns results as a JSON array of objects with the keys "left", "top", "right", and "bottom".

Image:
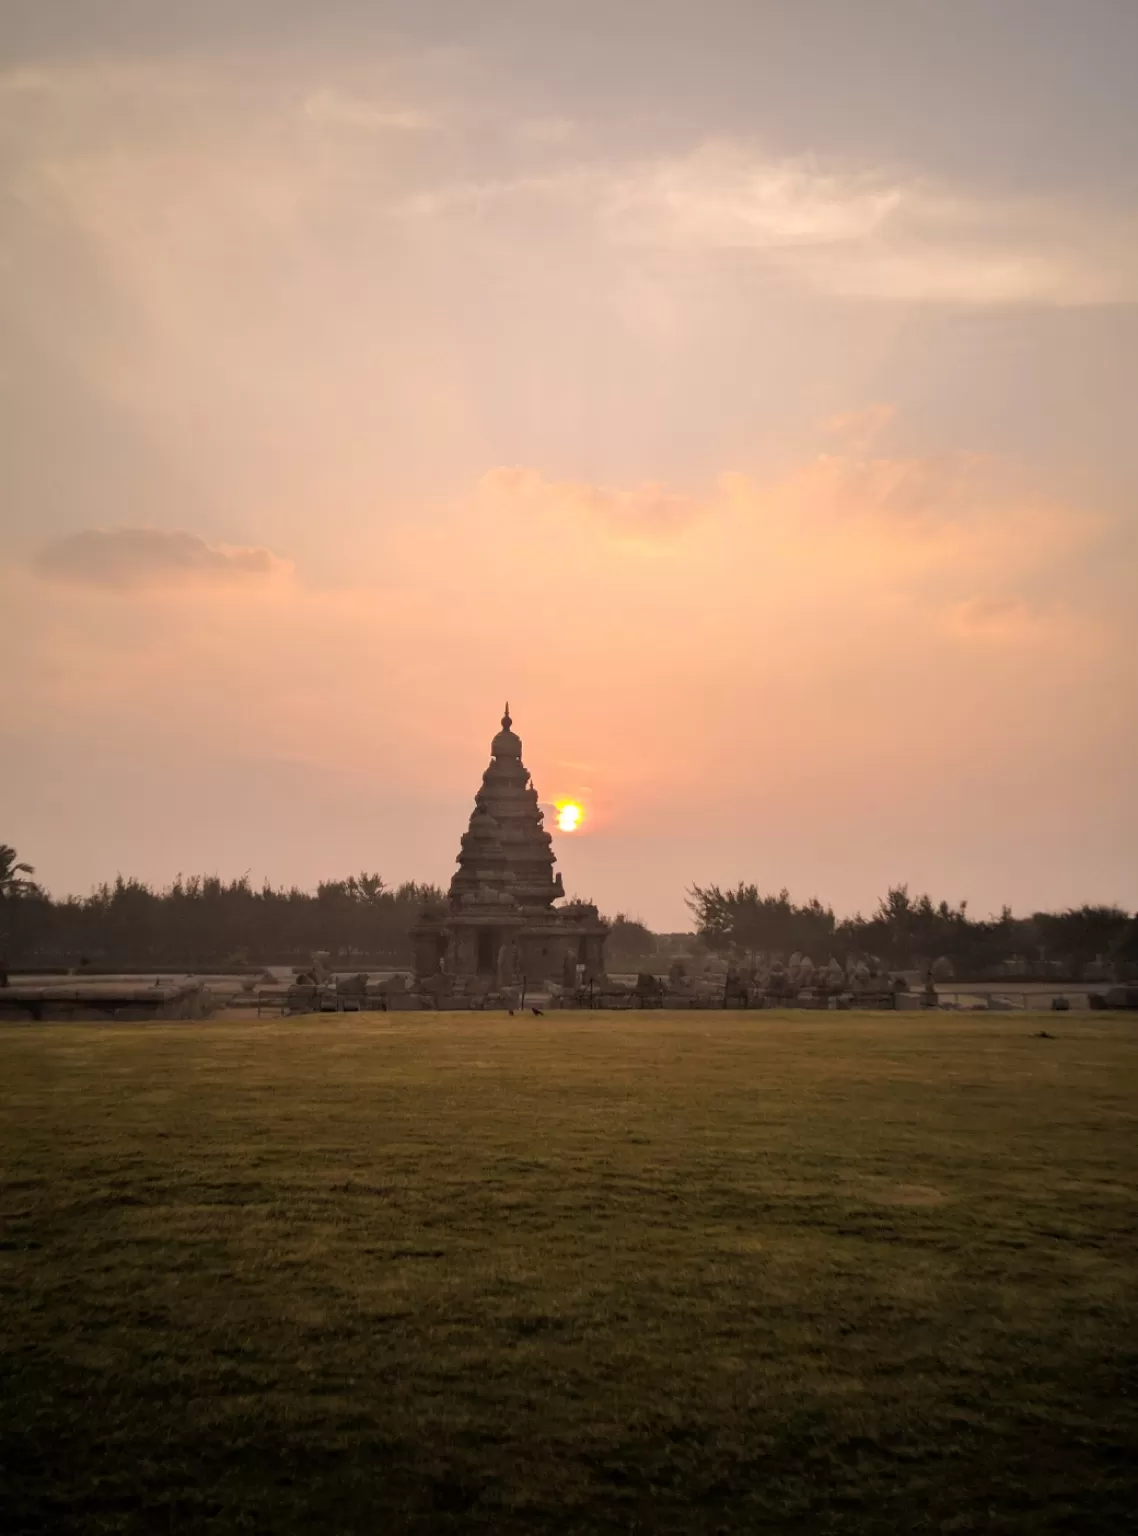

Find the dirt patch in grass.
[{"left": 1, "top": 1010, "right": 1136, "bottom": 1533}]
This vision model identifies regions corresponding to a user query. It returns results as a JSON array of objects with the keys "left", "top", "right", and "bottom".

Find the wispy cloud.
[
  {"left": 482, "top": 442, "right": 1098, "bottom": 565},
  {"left": 34, "top": 528, "right": 291, "bottom": 590},
  {"left": 302, "top": 88, "right": 438, "bottom": 134},
  {"left": 824, "top": 404, "right": 896, "bottom": 452},
  {"left": 480, "top": 466, "right": 703, "bottom": 539},
  {"left": 400, "top": 141, "right": 1138, "bottom": 308},
  {"left": 4, "top": 59, "right": 1134, "bottom": 322},
  {"left": 469, "top": 443, "right": 1108, "bottom": 669},
  {"left": 946, "top": 595, "right": 1093, "bottom": 652}
]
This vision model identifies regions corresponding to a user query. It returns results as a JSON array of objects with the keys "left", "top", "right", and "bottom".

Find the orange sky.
[{"left": 2, "top": 3, "right": 1136, "bottom": 926}]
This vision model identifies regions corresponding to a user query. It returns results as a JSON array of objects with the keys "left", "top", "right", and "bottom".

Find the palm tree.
[{"left": 0, "top": 845, "right": 39, "bottom": 898}]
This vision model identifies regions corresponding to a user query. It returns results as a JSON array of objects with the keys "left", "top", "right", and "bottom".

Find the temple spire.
[{"left": 410, "top": 711, "right": 608, "bottom": 985}]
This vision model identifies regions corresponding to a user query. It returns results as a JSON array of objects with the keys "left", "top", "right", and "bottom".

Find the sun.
[{"left": 556, "top": 801, "right": 584, "bottom": 833}]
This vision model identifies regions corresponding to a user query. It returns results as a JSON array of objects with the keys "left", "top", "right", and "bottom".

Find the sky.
[{"left": 2, "top": 0, "right": 1136, "bottom": 929}]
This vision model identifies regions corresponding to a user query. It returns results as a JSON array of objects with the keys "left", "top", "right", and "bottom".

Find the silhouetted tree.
[
  {"left": 686, "top": 883, "right": 836, "bottom": 961},
  {"left": 0, "top": 867, "right": 444, "bottom": 971},
  {"left": 605, "top": 913, "right": 657, "bottom": 968},
  {"left": 0, "top": 845, "right": 39, "bottom": 898},
  {"left": 1033, "top": 905, "right": 1133, "bottom": 977},
  {"left": 687, "top": 877, "right": 1136, "bottom": 979},
  {"left": 5, "top": 842, "right": 1134, "bottom": 983}
]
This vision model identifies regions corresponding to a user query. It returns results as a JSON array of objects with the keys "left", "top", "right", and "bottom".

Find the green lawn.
[{"left": 1, "top": 1012, "right": 1136, "bottom": 1533}]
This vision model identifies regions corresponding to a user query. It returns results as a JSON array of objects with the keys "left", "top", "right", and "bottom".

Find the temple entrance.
[{"left": 477, "top": 929, "right": 497, "bottom": 975}]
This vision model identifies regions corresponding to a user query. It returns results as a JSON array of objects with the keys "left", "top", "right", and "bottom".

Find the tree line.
[
  {"left": 0, "top": 849, "right": 443, "bottom": 970},
  {"left": 684, "top": 882, "right": 1138, "bottom": 980},
  {"left": 2, "top": 844, "right": 1136, "bottom": 978}
]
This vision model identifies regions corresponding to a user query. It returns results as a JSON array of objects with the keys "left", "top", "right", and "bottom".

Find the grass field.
[{"left": 2, "top": 1011, "right": 1136, "bottom": 1534}]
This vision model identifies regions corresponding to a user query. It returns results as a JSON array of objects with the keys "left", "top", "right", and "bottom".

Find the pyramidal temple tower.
[{"left": 413, "top": 706, "right": 608, "bottom": 989}]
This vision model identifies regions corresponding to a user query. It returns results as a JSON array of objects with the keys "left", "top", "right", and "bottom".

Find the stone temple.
[{"left": 412, "top": 707, "right": 607, "bottom": 991}]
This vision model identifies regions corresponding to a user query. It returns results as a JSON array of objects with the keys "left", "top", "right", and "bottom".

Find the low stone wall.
[{"left": 0, "top": 980, "right": 207, "bottom": 1022}]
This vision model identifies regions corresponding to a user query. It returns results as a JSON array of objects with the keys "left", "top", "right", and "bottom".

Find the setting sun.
[{"left": 556, "top": 801, "right": 584, "bottom": 833}]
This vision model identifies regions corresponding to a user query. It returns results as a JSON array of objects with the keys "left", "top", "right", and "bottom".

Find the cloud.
[
  {"left": 603, "top": 145, "right": 903, "bottom": 249},
  {"left": 946, "top": 595, "right": 1091, "bottom": 650},
  {"left": 400, "top": 141, "right": 1138, "bottom": 308},
  {"left": 3, "top": 444, "right": 1129, "bottom": 928},
  {"left": 951, "top": 595, "right": 1039, "bottom": 636},
  {"left": 480, "top": 442, "right": 1097, "bottom": 576},
  {"left": 825, "top": 404, "right": 896, "bottom": 452},
  {"left": 753, "top": 447, "right": 1099, "bottom": 560},
  {"left": 302, "top": 88, "right": 437, "bottom": 134},
  {"left": 33, "top": 528, "right": 291, "bottom": 590},
  {"left": 480, "top": 466, "right": 704, "bottom": 539},
  {"left": 763, "top": 450, "right": 999, "bottom": 529},
  {"left": 615, "top": 147, "right": 1138, "bottom": 305}
]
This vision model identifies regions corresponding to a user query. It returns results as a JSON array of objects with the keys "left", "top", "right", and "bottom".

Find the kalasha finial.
[{"left": 502, "top": 700, "right": 512, "bottom": 729}]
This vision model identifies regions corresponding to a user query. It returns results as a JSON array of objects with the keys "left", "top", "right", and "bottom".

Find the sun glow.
[{"left": 556, "top": 801, "right": 584, "bottom": 833}]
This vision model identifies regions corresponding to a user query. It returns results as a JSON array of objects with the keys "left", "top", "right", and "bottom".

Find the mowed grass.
[{"left": 1, "top": 1013, "right": 1136, "bottom": 1534}]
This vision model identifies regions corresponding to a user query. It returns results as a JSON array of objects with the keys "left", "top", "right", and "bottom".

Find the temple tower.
[
  {"left": 413, "top": 705, "right": 608, "bottom": 990},
  {"left": 451, "top": 705, "right": 565, "bottom": 913}
]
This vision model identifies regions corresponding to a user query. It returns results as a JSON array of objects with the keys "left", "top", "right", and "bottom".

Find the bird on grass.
[
  {"left": 1034, "top": 1030, "right": 1054, "bottom": 1039},
  {"left": 531, "top": 1006, "right": 544, "bottom": 1016}
]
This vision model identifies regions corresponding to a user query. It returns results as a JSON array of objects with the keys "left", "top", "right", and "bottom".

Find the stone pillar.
[
  {"left": 448, "top": 928, "right": 477, "bottom": 978},
  {"left": 412, "top": 924, "right": 446, "bottom": 981}
]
